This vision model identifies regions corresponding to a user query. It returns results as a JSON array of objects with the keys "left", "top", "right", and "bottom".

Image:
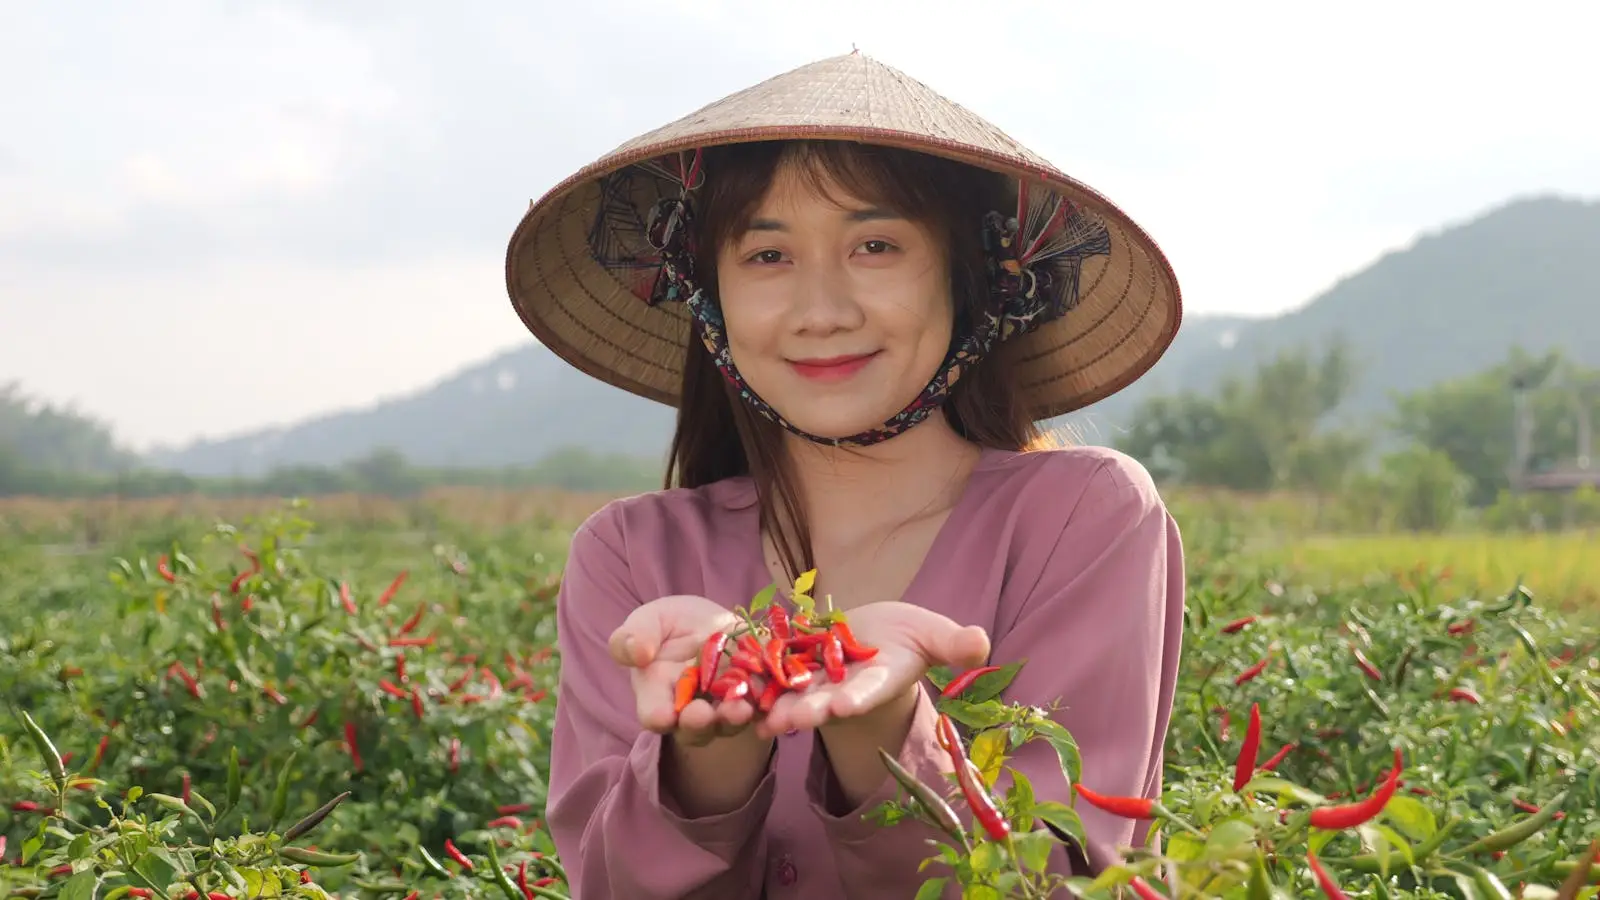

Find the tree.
[{"left": 1116, "top": 339, "right": 1367, "bottom": 491}]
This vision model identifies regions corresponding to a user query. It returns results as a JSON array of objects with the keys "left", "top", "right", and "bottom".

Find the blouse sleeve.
[
  {"left": 803, "top": 453, "right": 1186, "bottom": 895},
  {"left": 545, "top": 506, "right": 779, "bottom": 900}
]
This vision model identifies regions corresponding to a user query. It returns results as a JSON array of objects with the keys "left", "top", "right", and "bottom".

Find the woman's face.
[{"left": 715, "top": 163, "right": 954, "bottom": 440}]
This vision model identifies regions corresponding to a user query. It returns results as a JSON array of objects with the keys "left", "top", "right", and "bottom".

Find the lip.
[{"left": 787, "top": 351, "right": 880, "bottom": 382}]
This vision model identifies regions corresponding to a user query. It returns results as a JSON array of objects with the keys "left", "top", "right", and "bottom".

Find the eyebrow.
[{"left": 745, "top": 206, "right": 905, "bottom": 232}]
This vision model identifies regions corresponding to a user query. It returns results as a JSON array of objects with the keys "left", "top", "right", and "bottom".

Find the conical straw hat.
[{"left": 505, "top": 51, "right": 1182, "bottom": 421}]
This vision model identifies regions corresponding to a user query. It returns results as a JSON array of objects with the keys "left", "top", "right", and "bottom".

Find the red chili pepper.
[
  {"left": 379, "top": 679, "right": 410, "bottom": 699},
  {"left": 1220, "top": 615, "right": 1257, "bottom": 634},
  {"left": 395, "top": 654, "right": 408, "bottom": 683},
  {"left": 710, "top": 672, "right": 751, "bottom": 703},
  {"left": 674, "top": 665, "right": 700, "bottom": 713},
  {"left": 411, "top": 689, "right": 425, "bottom": 721},
  {"left": 1448, "top": 687, "right": 1482, "bottom": 704},
  {"left": 171, "top": 661, "right": 204, "bottom": 699},
  {"left": 1073, "top": 784, "right": 1154, "bottom": 819},
  {"left": 1234, "top": 657, "right": 1270, "bottom": 686},
  {"left": 11, "top": 800, "right": 41, "bottom": 812},
  {"left": 699, "top": 632, "right": 729, "bottom": 693},
  {"left": 340, "top": 581, "right": 357, "bottom": 615},
  {"left": 1128, "top": 877, "right": 1169, "bottom": 900},
  {"left": 517, "top": 861, "right": 533, "bottom": 900},
  {"left": 1350, "top": 646, "right": 1382, "bottom": 681},
  {"left": 448, "top": 669, "right": 473, "bottom": 692},
  {"left": 91, "top": 734, "right": 111, "bottom": 771},
  {"left": 953, "top": 758, "right": 1010, "bottom": 842},
  {"left": 730, "top": 650, "right": 765, "bottom": 675},
  {"left": 767, "top": 605, "right": 791, "bottom": 640},
  {"left": 1259, "top": 742, "right": 1296, "bottom": 773},
  {"left": 448, "top": 737, "right": 461, "bottom": 772},
  {"left": 399, "top": 603, "right": 427, "bottom": 635},
  {"left": 181, "top": 772, "right": 191, "bottom": 805},
  {"left": 157, "top": 554, "right": 177, "bottom": 583},
  {"left": 378, "top": 570, "right": 409, "bottom": 606},
  {"left": 487, "top": 815, "right": 523, "bottom": 829},
  {"left": 783, "top": 654, "right": 813, "bottom": 691},
  {"left": 128, "top": 890, "right": 153, "bottom": 898},
  {"left": 1512, "top": 798, "right": 1565, "bottom": 819},
  {"left": 831, "top": 621, "right": 879, "bottom": 661},
  {"left": 821, "top": 633, "right": 847, "bottom": 683},
  {"left": 497, "top": 802, "right": 533, "bottom": 815},
  {"left": 787, "top": 632, "right": 830, "bottom": 651},
  {"left": 935, "top": 714, "right": 964, "bottom": 757},
  {"left": 389, "top": 636, "right": 434, "bottom": 648},
  {"left": 1447, "top": 619, "right": 1475, "bottom": 636},
  {"left": 532, "top": 877, "right": 557, "bottom": 888},
  {"left": 1308, "top": 747, "right": 1403, "bottom": 829},
  {"left": 764, "top": 639, "right": 791, "bottom": 689},
  {"left": 940, "top": 665, "right": 1003, "bottom": 699},
  {"left": 1232, "top": 703, "right": 1261, "bottom": 792},
  {"left": 1306, "top": 850, "right": 1349, "bottom": 899},
  {"left": 757, "top": 678, "right": 783, "bottom": 712},
  {"left": 443, "top": 838, "right": 474, "bottom": 870},
  {"left": 344, "top": 722, "right": 364, "bottom": 771},
  {"left": 229, "top": 570, "right": 251, "bottom": 594}
]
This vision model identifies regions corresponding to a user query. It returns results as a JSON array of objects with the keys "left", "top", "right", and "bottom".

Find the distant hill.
[{"left": 144, "top": 194, "right": 1600, "bottom": 477}]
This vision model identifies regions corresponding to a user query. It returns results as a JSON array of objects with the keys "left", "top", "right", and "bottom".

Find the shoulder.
[
  {"left": 568, "top": 475, "right": 756, "bottom": 560},
  {"left": 979, "top": 444, "right": 1165, "bottom": 524}
]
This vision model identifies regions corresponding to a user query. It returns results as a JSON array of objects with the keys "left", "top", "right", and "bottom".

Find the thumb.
[
  {"left": 608, "top": 605, "right": 665, "bottom": 668},
  {"left": 940, "top": 624, "right": 992, "bottom": 671}
]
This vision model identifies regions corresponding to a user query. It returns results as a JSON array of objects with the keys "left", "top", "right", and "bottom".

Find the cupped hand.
[
  {"left": 608, "top": 594, "right": 759, "bottom": 747},
  {"left": 753, "top": 601, "right": 991, "bottom": 740}
]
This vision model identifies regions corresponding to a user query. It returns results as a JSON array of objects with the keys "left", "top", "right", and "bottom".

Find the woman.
[{"left": 505, "top": 52, "right": 1186, "bottom": 899}]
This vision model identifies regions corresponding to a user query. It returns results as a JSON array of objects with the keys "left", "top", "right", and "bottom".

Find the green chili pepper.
[
  {"left": 269, "top": 751, "right": 297, "bottom": 826},
  {"left": 225, "top": 747, "right": 242, "bottom": 812},
  {"left": 1460, "top": 791, "right": 1567, "bottom": 855},
  {"left": 19, "top": 711, "right": 67, "bottom": 789},
  {"left": 484, "top": 841, "right": 524, "bottom": 900},
  {"left": 877, "top": 748, "right": 967, "bottom": 846},
  {"left": 282, "top": 790, "right": 350, "bottom": 843},
  {"left": 278, "top": 847, "right": 361, "bottom": 867},
  {"left": 416, "top": 844, "right": 453, "bottom": 879}
]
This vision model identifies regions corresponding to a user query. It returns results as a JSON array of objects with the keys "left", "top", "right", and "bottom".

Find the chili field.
[{"left": 1, "top": 497, "right": 1596, "bottom": 899}]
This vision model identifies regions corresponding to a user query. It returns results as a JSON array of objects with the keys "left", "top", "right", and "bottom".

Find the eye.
[
  {"left": 857, "top": 239, "right": 896, "bottom": 255},
  {"left": 746, "top": 249, "right": 785, "bottom": 264}
]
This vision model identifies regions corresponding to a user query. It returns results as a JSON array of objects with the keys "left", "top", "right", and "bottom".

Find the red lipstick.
[{"left": 788, "top": 352, "right": 878, "bottom": 382}]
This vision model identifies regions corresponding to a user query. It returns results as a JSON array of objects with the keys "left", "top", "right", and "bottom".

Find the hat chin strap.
[{"left": 681, "top": 284, "right": 996, "bottom": 448}]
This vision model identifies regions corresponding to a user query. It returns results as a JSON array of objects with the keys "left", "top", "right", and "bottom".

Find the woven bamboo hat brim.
[{"left": 505, "top": 52, "right": 1182, "bottom": 421}]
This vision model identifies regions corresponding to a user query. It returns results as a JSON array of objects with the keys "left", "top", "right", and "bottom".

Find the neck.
[{"left": 778, "top": 415, "right": 983, "bottom": 547}]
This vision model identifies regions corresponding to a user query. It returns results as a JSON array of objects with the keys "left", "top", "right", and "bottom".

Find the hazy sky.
[{"left": 5, "top": 1, "right": 1598, "bottom": 451}]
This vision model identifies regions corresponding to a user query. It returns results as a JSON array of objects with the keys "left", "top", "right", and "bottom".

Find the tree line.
[{"left": 1113, "top": 342, "right": 1600, "bottom": 529}]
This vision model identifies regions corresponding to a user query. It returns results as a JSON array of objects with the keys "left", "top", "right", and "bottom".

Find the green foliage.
[{"left": 2, "top": 503, "right": 1597, "bottom": 898}]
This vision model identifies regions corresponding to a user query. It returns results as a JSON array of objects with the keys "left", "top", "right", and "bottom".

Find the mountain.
[{"left": 145, "top": 193, "right": 1600, "bottom": 476}]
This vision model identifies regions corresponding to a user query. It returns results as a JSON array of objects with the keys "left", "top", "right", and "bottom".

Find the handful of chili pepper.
[{"left": 673, "top": 602, "right": 881, "bottom": 716}]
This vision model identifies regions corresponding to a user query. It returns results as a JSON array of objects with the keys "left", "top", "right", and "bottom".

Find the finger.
[
  {"left": 941, "top": 624, "right": 992, "bottom": 670},
  {"left": 899, "top": 606, "right": 991, "bottom": 670},
  {"left": 635, "top": 662, "right": 688, "bottom": 732},
  {"left": 609, "top": 608, "right": 665, "bottom": 668},
  {"left": 714, "top": 697, "right": 756, "bottom": 731}
]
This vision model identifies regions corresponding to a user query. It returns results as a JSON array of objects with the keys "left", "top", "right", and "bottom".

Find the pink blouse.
[{"left": 547, "top": 445, "right": 1185, "bottom": 899}]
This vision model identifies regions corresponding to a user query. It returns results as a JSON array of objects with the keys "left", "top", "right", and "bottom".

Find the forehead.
[{"left": 744, "top": 158, "right": 904, "bottom": 228}]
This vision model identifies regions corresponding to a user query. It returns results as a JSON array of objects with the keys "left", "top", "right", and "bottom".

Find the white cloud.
[{"left": 2, "top": 0, "right": 1598, "bottom": 448}]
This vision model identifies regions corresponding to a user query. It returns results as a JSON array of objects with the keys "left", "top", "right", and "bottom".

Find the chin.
[{"left": 768, "top": 397, "right": 915, "bottom": 442}]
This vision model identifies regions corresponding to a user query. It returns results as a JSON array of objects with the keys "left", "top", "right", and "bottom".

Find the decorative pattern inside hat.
[{"left": 582, "top": 147, "right": 1113, "bottom": 447}]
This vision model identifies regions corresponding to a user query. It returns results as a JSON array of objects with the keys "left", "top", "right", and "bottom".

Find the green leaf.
[
  {"left": 1087, "top": 864, "right": 1136, "bottom": 893},
  {"left": 970, "top": 840, "right": 1006, "bottom": 874},
  {"left": 937, "top": 699, "right": 1013, "bottom": 730},
  {"left": 913, "top": 878, "right": 948, "bottom": 900},
  {"left": 1203, "top": 819, "right": 1257, "bottom": 861},
  {"left": 1014, "top": 828, "right": 1056, "bottom": 873},
  {"left": 1031, "top": 801, "right": 1085, "bottom": 848},
  {"left": 1007, "top": 769, "right": 1036, "bottom": 832},
  {"left": 187, "top": 788, "right": 217, "bottom": 819},
  {"left": 1242, "top": 776, "right": 1326, "bottom": 806},
  {"left": 59, "top": 870, "right": 97, "bottom": 900},
  {"left": 1165, "top": 832, "right": 1205, "bottom": 864},
  {"left": 747, "top": 583, "right": 776, "bottom": 614},
  {"left": 792, "top": 569, "right": 816, "bottom": 597},
  {"left": 963, "top": 886, "right": 1004, "bottom": 900},
  {"left": 970, "top": 729, "right": 1008, "bottom": 788},
  {"left": 67, "top": 833, "right": 92, "bottom": 860},
  {"left": 131, "top": 852, "right": 177, "bottom": 893},
  {"left": 1382, "top": 794, "right": 1437, "bottom": 842},
  {"left": 1031, "top": 718, "right": 1083, "bottom": 787},
  {"left": 21, "top": 836, "right": 41, "bottom": 865},
  {"left": 926, "top": 666, "right": 955, "bottom": 691}
]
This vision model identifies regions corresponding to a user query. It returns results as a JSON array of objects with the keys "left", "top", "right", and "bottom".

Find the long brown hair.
[{"left": 663, "top": 140, "right": 1056, "bottom": 582}]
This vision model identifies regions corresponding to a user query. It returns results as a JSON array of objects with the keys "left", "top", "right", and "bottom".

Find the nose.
[{"left": 790, "top": 258, "right": 864, "bottom": 336}]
